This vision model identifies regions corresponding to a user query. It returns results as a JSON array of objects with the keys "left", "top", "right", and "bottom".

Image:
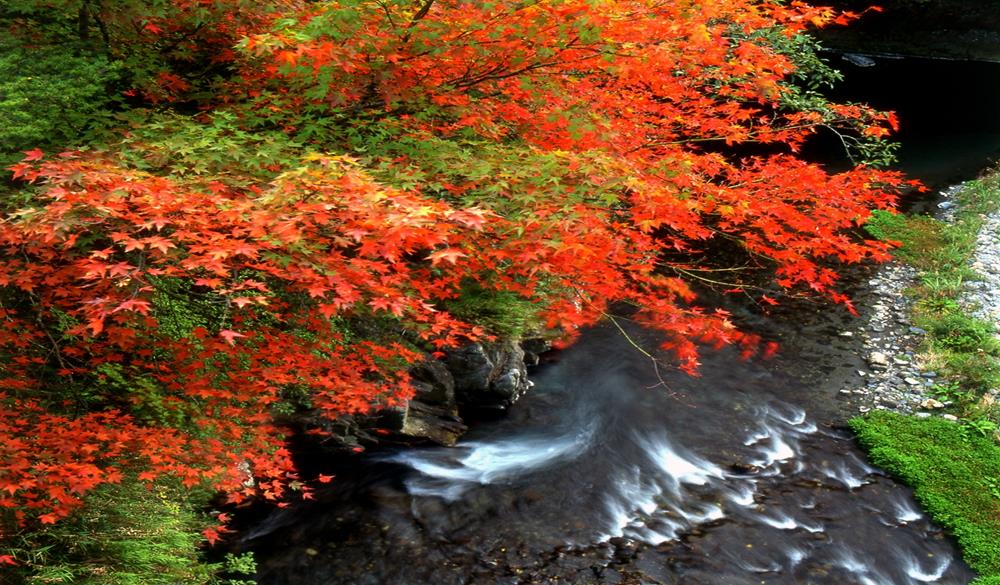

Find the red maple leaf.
[
  {"left": 22, "top": 148, "right": 44, "bottom": 162},
  {"left": 219, "top": 330, "right": 246, "bottom": 345}
]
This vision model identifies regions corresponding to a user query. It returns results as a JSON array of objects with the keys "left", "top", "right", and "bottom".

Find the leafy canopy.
[{"left": 1, "top": 0, "right": 911, "bottom": 538}]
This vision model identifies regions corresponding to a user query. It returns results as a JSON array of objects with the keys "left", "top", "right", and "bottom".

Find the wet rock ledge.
[
  {"left": 298, "top": 336, "right": 549, "bottom": 452},
  {"left": 394, "top": 338, "right": 546, "bottom": 445}
]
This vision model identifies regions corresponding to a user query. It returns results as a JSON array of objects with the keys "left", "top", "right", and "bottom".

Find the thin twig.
[{"left": 602, "top": 311, "right": 673, "bottom": 391}]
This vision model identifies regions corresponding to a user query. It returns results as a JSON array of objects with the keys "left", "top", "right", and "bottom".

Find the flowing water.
[
  {"left": 246, "top": 323, "right": 973, "bottom": 584},
  {"left": 242, "top": 56, "right": 1000, "bottom": 584}
]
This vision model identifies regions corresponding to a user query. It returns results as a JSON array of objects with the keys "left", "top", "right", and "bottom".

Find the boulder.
[
  {"left": 388, "top": 357, "right": 464, "bottom": 444},
  {"left": 399, "top": 400, "right": 467, "bottom": 446},
  {"left": 520, "top": 337, "right": 554, "bottom": 367},
  {"left": 867, "top": 352, "right": 890, "bottom": 368},
  {"left": 920, "top": 398, "right": 945, "bottom": 409},
  {"left": 445, "top": 340, "right": 530, "bottom": 410},
  {"left": 409, "top": 358, "right": 456, "bottom": 406}
]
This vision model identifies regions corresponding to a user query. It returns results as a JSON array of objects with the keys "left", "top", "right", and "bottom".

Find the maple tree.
[{"left": 1, "top": 0, "right": 912, "bottom": 548}]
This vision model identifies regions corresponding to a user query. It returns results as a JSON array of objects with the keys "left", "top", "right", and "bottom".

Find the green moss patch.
[{"left": 851, "top": 411, "right": 1000, "bottom": 583}]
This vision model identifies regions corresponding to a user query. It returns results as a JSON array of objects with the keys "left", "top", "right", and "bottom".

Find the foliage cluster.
[
  {"left": 1, "top": 0, "right": 913, "bottom": 578},
  {"left": 851, "top": 411, "right": 1000, "bottom": 585},
  {"left": 0, "top": 42, "right": 121, "bottom": 164}
]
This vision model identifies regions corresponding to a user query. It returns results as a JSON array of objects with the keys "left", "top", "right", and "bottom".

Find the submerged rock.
[{"left": 842, "top": 53, "right": 877, "bottom": 67}]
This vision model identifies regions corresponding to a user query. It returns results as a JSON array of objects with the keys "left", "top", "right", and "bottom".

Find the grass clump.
[
  {"left": 851, "top": 411, "right": 1000, "bottom": 584},
  {"left": 442, "top": 283, "right": 543, "bottom": 338},
  {"left": 865, "top": 209, "right": 972, "bottom": 274}
]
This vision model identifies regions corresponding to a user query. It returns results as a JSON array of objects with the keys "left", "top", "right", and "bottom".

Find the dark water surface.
[
  {"left": 818, "top": 55, "right": 1000, "bottom": 190},
  {"left": 243, "top": 56, "right": 1000, "bottom": 584}
]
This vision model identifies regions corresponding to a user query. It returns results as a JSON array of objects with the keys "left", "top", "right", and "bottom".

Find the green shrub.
[
  {"left": 2, "top": 479, "right": 254, "bottom": 585},
  {"left": 0, "top": 42, "right": 121, "bottom": 162}
]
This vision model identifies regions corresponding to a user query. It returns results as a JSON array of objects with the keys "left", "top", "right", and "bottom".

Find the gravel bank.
[{"left": 963, "top": 193, "right": 1000, "bottom": 325}]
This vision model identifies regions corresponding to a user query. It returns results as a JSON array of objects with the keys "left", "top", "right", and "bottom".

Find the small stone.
[
  {"left": 305, "top": 548, "right": 319, "bottom": 556},
  {"left": 904, "top": 377, "right": 922, "bottom": 386},
  {"left": 857, "top": 370, "right": 867, "bottom": 377},
  {"left": 921, "top": 371, "right": 938, "bottom": 378},
  {"left": 859, "top": 406, "right": 871, "bottom": 413},
  {"left": 868, "top": 352, "right": 890, "bottom": 368},
  {"left": 920, "top": 398, "right": 945, "bottom": 409},
  {"left": 942, "top": 414, "right": 959, "bottom": 422},
  {"left": 915, "top": 412, "right": 932, "bottom": 419},
  {"left": 909, "top": 326, "right": 928, "bottom": 335},
  {"left": 893, "top": 357, "right": 910, "bottom": 365},
  {"left": 839, "top": 331, "right": 854, "bottom": 337},
  {"left": 839, "top": 389, "right": 852, "bottom": 395},
  {"left": 938, "top": 201, "right": 955, "bottom": 209}
]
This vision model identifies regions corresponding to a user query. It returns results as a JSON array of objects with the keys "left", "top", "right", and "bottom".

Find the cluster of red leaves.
[
  {"left": 0, "top": 154, "right": 486, "bottom": 526},
  {"left": 237, "top": 0, "right": 890, "bottom": 148},
  {"left": 1, "top": 0, "right": 913, "bottom": 531},
  {"left": 234, "top": 0, "right": 908, "bottom": 310}
]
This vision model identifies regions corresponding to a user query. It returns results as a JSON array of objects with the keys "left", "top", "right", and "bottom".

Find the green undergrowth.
[
  {"left": 2, "top": 478, "right": 255, "bottom": 585},
  {"left": 851, "top": 411, "right": 1000, "bottom": 584}
]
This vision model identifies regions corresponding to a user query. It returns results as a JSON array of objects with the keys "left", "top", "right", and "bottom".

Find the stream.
[{"left": 242, "top": 56, "right": 1000, "bottom": 584}]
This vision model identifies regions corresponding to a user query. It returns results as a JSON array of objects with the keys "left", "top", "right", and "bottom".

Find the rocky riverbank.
[
  {"left": 840, "top": 183, "right": 1000, "bottom": 420},
  {"left": 837, "top": 260, "right": 949, "bottom": 417},
  {"left": 963, "top": 194, "right": 1000, "bottom": 325}
]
